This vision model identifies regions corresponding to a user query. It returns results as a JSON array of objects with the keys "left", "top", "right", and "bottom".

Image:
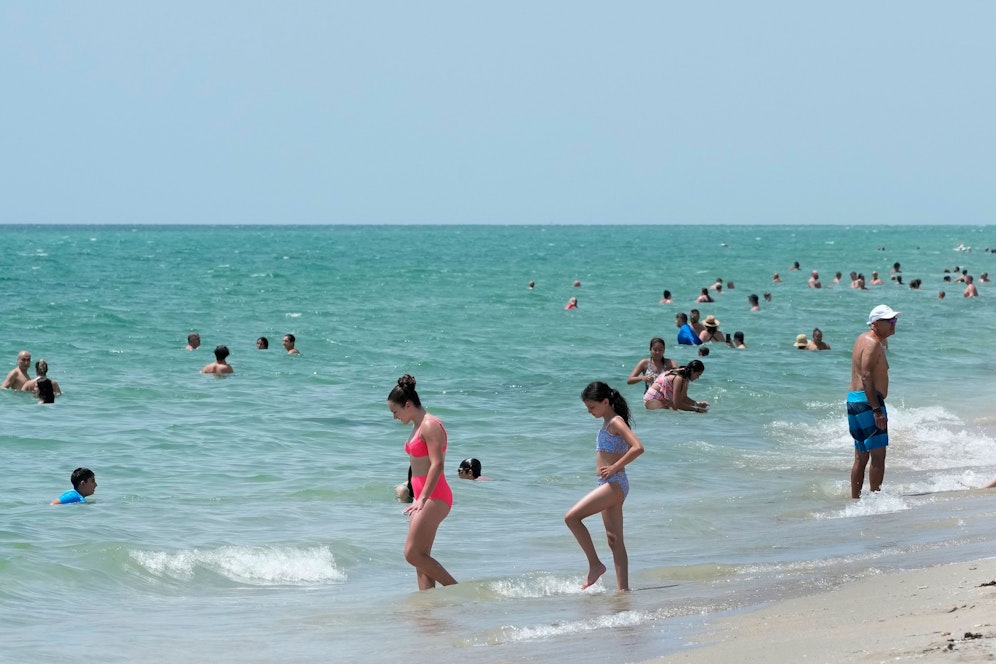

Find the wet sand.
[{"left": 649, "top": 558, "right": 996, "bottom": 663}]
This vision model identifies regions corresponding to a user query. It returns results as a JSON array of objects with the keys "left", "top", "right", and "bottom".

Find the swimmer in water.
[
  {"left": 456, "top": 458, "right": 492, "bottom": 481},
  {"left": 51, "top": 468, "right": 97, "bottom": 505}
]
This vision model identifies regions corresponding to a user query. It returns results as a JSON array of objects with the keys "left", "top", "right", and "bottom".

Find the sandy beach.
[{"left": 651, "top": 558, "right": 996, "bottom": 663}]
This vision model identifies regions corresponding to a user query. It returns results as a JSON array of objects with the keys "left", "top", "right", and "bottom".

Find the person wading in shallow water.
[
  {"left": 847, "top": 305, "right": 900, "bottom": 499},
  {"left": 565, "top": 382, "right": 644, "bottom": 591}
]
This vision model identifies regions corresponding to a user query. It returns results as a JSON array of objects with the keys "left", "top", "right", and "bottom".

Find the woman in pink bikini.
[{"left": 387, "top": 374, "right": 457, "bottom": 590}]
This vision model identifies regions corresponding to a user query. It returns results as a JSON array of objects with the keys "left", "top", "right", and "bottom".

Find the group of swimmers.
[
  {"left": 1, "top": 350, "right": 61, "bottom": 404},
  {"left": 186, "top": 331, "right": 302, "bottom": 375},
  {"left": 32, "top": 255, "right": 995, "bottom": 596},
  {"left": 785, "top": 260, "right": 987, "bottom": 299}
]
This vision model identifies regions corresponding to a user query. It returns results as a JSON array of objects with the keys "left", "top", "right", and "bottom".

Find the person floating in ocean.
[
  {"left": 388, "top": 374, "right": 457, "bottom": 590},
  {"left": 675, "top": 312, "right": 702, "bottom": 346},
  {"left": 963, "top": 275, "right": 979, "bottom": 298},
  {"left": 848, "top": 304, "right": 900, "bottom": 499},
  {"left": 698, "top": 315, "right": 725, "bottom": 344},
  {"left": 689, "top": 309, "right": 705, "bottom": 336},
  {"left": 806, "top": 328, "right": 831, "bottom": 351},
  {"left": 22, "top": 359, "right": 61, "bottom": 403},
  {"left": 51, "top": 467, "right": 97, "bottom": 505},
  {"left": 256, "top": 336, "right": 269, "bottom": 350},
  {"left": 457, "top": 458, "right": 492, "bottom": 481},
  {"left": 202, "top": 345, "right": 234, "bottom": 374},
  {"left": 565, "top": 382, "right": 643, "bottom": 591},
  {"left": 283, "top": 334, "right": 301, "bottom": 354},
  {"left": 395, "top": 466, "right": 414, "bottom": 503},
  {"left": 2, "top": 350, "right": 32, "bottom": 390},
  {"left": 564, "top": 297, "right": 578, "bottom": 310},
  {"left": 185, "top": 332, "right": 200, "bottom": 351},
  {"left": 627, "top": 337, "right": 677, "bottom": 392},
  {"left": 794, "top": 334, "right": 809, "bottom": 349}
]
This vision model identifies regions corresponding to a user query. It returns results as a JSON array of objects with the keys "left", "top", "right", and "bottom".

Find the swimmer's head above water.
[{"left": 458, "top": 458, "right": 482, "bottom": 479}]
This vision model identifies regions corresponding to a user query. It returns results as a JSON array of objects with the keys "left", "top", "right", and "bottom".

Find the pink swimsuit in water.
[{"left": 405, "top": 421, "right": 453, "bottom": 508}]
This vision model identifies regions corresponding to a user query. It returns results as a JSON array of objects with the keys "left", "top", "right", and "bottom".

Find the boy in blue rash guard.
[{"left": 51, "top": 468, "right": 97, "bottom": 505}]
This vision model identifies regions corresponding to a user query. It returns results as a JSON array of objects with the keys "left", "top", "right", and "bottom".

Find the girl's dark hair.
[
  {"left": 675, "top": 359, "right": 705, "bottom": 378},
  {"left": 649, "top": 337, "right": 666, "bottom": 351},
  {"left": 459, "top": 458, "right": 482, "bottom": 478},
  {"left": 37, "top": 376, "right": 55, "bottom": 404},
  {"left": 388, "top": 374, "right": 421, "bottom": 407},
  {"left": 580, "top": 381, "right": 632, "bottom": 427}
]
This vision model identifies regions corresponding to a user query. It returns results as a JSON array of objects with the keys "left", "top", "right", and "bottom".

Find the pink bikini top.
[{"left": 404, "top": 420, "right": 447, "bottom": 457}]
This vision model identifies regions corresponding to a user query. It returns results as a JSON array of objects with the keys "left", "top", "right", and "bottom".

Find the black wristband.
[{"left": 872, "top": 407, "right": 882, "bottom": 414}]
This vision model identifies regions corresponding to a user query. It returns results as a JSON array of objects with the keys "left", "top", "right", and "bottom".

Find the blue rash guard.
[
  {"left": 55, "top": 489, "right": 86, "bottom": 504},
  {"left": 677, "top": 324, "right": 703, "bottom": 345}
]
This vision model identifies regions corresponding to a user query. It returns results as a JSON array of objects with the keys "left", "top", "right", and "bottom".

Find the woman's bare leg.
[{"left": 405, "top": 499, "right": 457, "bottom": 590}]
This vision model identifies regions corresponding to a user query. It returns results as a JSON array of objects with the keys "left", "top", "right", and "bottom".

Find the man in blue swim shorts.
[{"left": 847, "top": 305, "right": 899, "bottom": 499}]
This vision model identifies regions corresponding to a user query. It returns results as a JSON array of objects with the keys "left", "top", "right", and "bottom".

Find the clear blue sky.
[{"left": 2, "top": 2, "right": 994, "bottom": 225}]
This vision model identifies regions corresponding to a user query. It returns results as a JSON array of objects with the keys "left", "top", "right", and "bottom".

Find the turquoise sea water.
[{"left": 2, "top": 224, "right": 995, "bottom": 663}]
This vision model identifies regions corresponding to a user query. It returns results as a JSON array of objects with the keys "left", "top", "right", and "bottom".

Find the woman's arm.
[
  {"left": 600, "top": 417, "right": 644, "bottom": 476},
  {"left": 626, "top": 359, "right": 650, "bottom": 385},
  {"left": 671, "top": 376, "right": 706, "bottom": 412}
]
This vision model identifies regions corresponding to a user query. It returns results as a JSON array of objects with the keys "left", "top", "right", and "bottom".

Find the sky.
[{"left": 2, "top": 2, "right": 995, "bottom": 225}]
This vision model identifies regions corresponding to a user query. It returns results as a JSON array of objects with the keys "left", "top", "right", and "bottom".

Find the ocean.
[{"left": 2, "top": 224, "right": 995, "bottom": 663}]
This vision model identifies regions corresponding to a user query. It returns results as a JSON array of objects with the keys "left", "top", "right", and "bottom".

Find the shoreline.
[{"left": 648, "top": 557, "right": 996, "bottom": 663}]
